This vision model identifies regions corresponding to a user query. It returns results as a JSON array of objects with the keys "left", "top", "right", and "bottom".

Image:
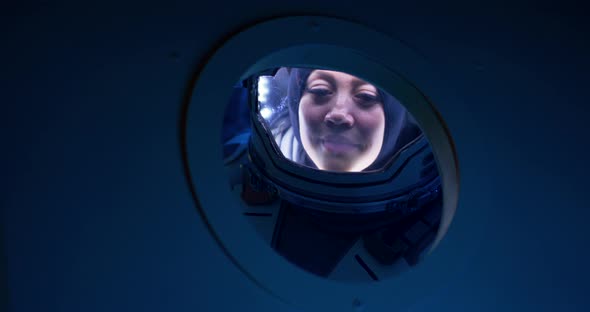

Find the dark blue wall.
[{"left": 3, "top": 2, "right": 589, "bottom": 311}]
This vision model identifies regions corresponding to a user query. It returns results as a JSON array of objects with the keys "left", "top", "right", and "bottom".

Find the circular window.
[{"left": 185, "top": 16, "right": 459, "bottom": 312}]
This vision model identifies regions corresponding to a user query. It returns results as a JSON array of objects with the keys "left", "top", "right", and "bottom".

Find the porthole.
[{"left": 185, "top": 16, "right": 459, "bottom": 312}]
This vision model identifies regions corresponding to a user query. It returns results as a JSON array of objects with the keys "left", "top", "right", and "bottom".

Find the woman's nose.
[{"left": 325, "top": 104, "right": 354, "bottom": 129}]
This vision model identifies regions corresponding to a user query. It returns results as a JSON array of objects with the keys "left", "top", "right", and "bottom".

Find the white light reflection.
[
  {"left": 260, "top": 107, "right": 273, "bottom": 120},
  {"left": 257, "top": 76, "right": 270, "bottom": 104}
]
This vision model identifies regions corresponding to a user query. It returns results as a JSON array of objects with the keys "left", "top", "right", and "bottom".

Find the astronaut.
[{"left": 223, "top": 67, "right": 442, "bottom": 280}]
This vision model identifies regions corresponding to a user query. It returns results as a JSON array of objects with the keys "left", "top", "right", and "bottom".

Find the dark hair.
[{"left": 285, "top": 67, "right": 420, "bottom": 171}]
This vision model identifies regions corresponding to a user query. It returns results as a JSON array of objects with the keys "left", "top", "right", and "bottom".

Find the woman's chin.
[
  {"left": 317, "top": 154, "right": 378, "bottom": 172},
  {"left": 317, "top": 158, "right": 355, "bottom": 172}
]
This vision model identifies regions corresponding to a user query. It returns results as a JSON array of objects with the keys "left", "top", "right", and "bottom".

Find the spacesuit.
[{"left": 223, "top": 67, "right": 442, "bottom": 280}]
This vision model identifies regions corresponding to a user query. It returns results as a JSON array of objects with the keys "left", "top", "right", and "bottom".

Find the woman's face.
[{"left": 298, "top": 70, "right": 385, "bottom": 172}]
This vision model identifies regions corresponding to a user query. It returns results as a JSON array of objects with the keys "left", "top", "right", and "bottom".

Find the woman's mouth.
[{"left": 321, "top": 136, "right": 360, "bottom": 154}]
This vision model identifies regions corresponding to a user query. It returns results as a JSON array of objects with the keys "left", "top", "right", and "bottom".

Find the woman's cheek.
[
  {"left": 359, "top": 109, "right": 385, "bottom": 139},
  {"left": 357, "top": 112, "right": 377, "bottom": 134},
  {"left": 304, "top": 106, "right": 326, "bottom": 132}
]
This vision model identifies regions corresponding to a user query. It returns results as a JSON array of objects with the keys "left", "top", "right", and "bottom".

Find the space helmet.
[{"left": 223, "top": 66, "right": 442, "bottom": 278}]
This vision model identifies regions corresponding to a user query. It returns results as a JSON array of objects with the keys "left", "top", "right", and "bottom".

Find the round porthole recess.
[{"left": 184, "top": 16, "right": 460, "bottom": 312}]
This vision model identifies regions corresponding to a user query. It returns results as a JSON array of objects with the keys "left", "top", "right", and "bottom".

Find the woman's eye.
[
  {"left": 356, "top": 93, "right": 380, "bottom": 106},
  {"left": 306, "top": 87, "right": 332, "bottom": 97}
]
